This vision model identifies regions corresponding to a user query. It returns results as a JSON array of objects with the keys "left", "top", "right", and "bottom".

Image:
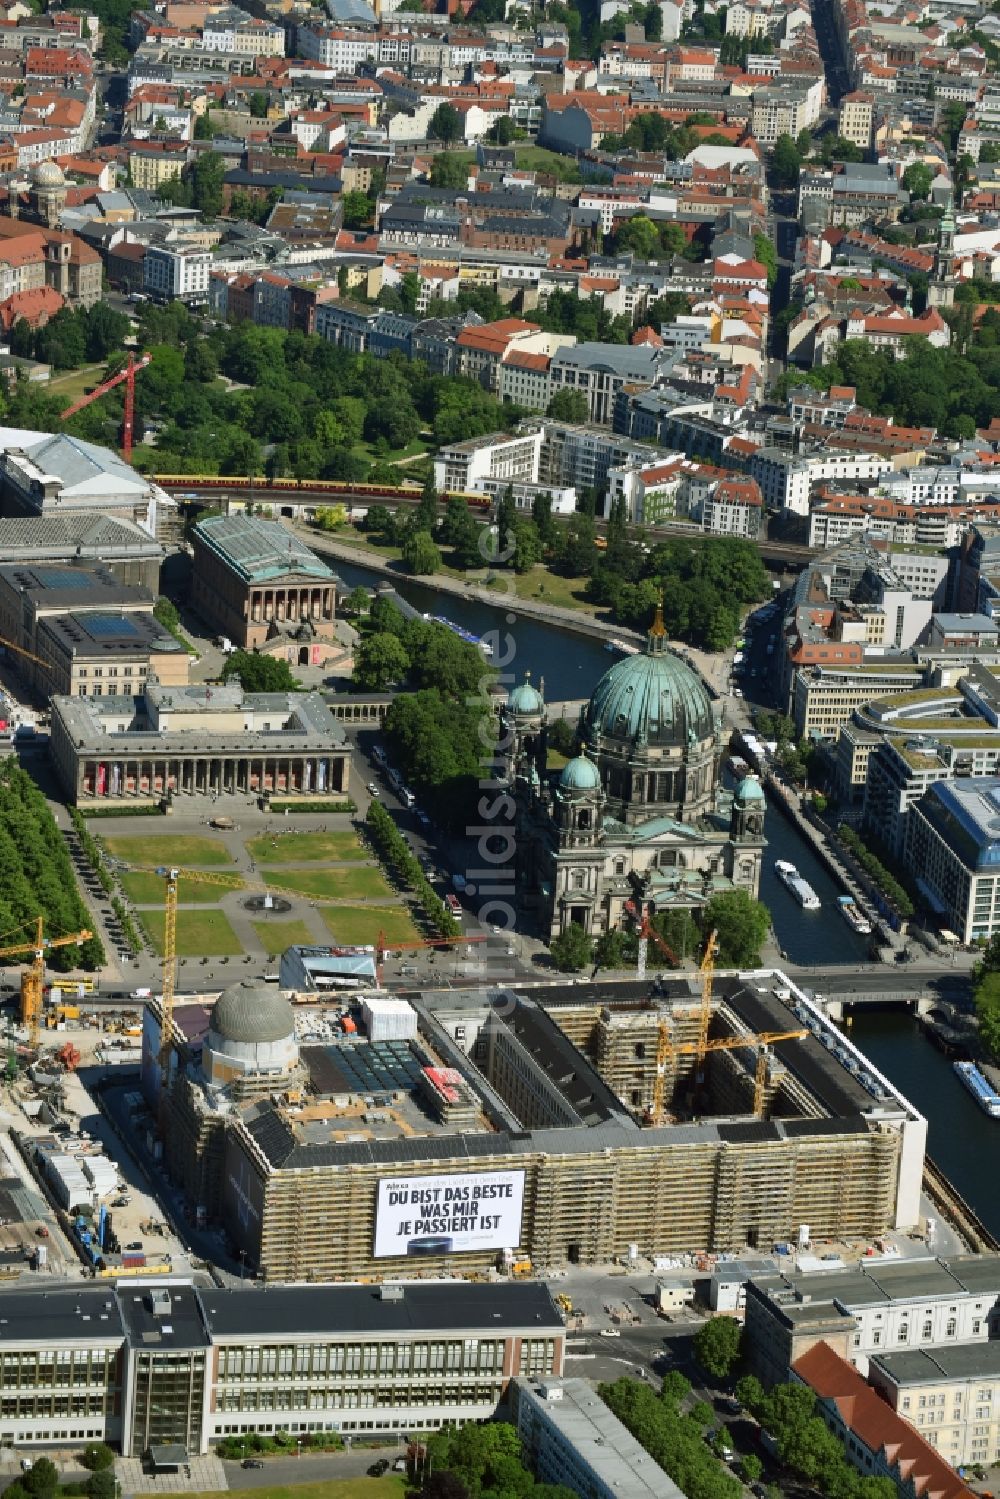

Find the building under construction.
[{"left": 145, "top": 972, "right": 926, "bottom": 1283}]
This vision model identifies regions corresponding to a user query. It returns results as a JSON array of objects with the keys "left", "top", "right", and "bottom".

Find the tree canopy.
[
  {"left": 0, "top": 763, "right": 103, "bottom": 970},
  {"left": 221, "top": 651, "right": 299, "bottom": 693}
]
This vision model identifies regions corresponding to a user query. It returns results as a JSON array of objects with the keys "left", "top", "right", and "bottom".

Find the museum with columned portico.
[{"left": 50, "top": 677, "right": 349, "bottom": 806}]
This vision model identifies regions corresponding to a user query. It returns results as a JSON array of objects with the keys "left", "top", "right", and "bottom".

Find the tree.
[
  {"left": 402, "top": 529, "right": 442, "bottom": 575},
  {"left": 153, "top": 595, "right": 179, "bottom": 632},
  {"left": 487, "top": 114, "right": 517, "bottom": 144},
  {"left": 496, "top": 484, "right": 516, "bottom": 558},
  {"left": 23, "top": 1460, "right": 58, "bottom": 1497},
  {"left": 343, "top": 585, "right": 370, "bottom": 617},
  {"left": 429, "top": 103, "right": 462, "bottom": 142},
  {"left": 221, "top": 651, "right": 298, "bottom": 692},
  {"left": 660, "top": 1369, "right": 692, "bottom": 1404},
  {"left": 353, "top": 632, "right": 410, "bottom": 690},
  {"left": 341, "top": 189, "right": 371, "bottom": 228},
  {"left": 902, "top": 161, "right": 934, "bottom": 200},
  {"left": 615, "top": 213, "right": 661, "bottom": 260},
  {"left": 550, "top": 923, "right": 593, "bottom": 972},
  {"left": 429, "top": 152, "right": 469, "bottom": 189},
  {"left": 192, "top": 151, "right": 225, "bottom": 217},
  {"left": 370, "top": 595, "right": 408, "bottom": 636},
  {"left": 771, "top": 133, "right": 802, "bottom": 188},
  {"left": 248, "top": 90, "right": 269, "bottom": 118},
  {"left": 702, "top": 889, "right": 770, "bottom": 966},
  {"left": 741, "top": 1454, "right": 764, "bottom": 1484},
  {"left": 754, "top": 232, "right": 778, "bottom": 289},
  {"left": 547, "top": 387, "right": 590, "bottom": 422},
  {"left": 80, "top": 1445, "right": 115, "bottom": 1473},
  {"left": 86, "top": 1473, "right": 116, "bottom": 1499},
  {"left": 194, "top": 111, "right": 215, "bottom": 140},
  {"left": 420, "top": 1475, "right": 469, "bottom": 1499},
  {"left": 416, "top": 470, "right": 438, "bottom": 534},
  {"left": 532, "top": 489, "right": 557, "bottom": 546},
  {"left": 694, "top": 1315, "right": 743, "bottom": 1379}
]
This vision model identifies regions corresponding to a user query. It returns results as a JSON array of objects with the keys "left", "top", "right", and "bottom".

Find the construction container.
[{"left": 362, "top": 996, "right": 417, "bottom": 1043}]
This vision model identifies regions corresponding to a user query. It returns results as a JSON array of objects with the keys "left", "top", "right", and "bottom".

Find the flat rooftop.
[
  {"left": 515, "top": 1377, "right": 684, "bottom": 1499},
  {"left": 0, "top": 1286, "right": 125, "bottom": 1343},
  {"left": 117, "top": 1284, "right": 209, "bottom": 1351},
  {"left": 199, "top": 1281, "right": 561, "bottom": 1340},
  {"left": 873, "top": 1343, "right": 1000, "bottom": 1385}
]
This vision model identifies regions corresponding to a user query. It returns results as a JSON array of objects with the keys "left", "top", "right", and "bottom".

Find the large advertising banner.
[{"left": 373, "top": 1169, "right": 526, "bottom": 1258}]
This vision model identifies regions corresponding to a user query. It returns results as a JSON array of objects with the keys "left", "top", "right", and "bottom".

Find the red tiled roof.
[{"left": 793, "top": 1342, "right": 974, "bottom": 1499}]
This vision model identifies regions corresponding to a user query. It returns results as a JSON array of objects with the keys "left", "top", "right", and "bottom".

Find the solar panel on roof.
[
  {"left": 36, "top": 568, "right": 90, "bottom": 589},
  {"left": 85, "top": 614, "right": 142, "bottom": 639}
]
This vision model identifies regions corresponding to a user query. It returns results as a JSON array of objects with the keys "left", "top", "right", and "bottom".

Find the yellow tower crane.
[
  {"left": 647, "top": 926, "right": 807, "bottom": 1124},
  {"left": 695, "top": 927, "right": 719, "bottom": 1066},
  {"left": 648, "top": 1026, "right": 809, "bottom": 1125},
  {"left": 0, "top": 919, "right": 94, "bottom": 1050}
]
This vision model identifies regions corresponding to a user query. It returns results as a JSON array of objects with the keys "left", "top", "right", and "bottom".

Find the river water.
[
  {"left": 330, "top": 556, "right": 613, "bottom": 701},
  {"left": 333, "top": 555, "right": 996, "bottom": 1230}
]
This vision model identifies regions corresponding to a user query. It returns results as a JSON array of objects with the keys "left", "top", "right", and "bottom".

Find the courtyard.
[{"left": 90, "top": 806, "right": 421, "bottom": 967}]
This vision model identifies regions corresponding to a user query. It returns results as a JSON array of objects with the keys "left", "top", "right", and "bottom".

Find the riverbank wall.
[{"left": 302, "top": 532, "right": 646, "bottom": 649}]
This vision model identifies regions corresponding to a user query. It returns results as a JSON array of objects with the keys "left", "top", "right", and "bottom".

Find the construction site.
[{"left": 139, "top": 947, "right": 928, "bottom": 1283}]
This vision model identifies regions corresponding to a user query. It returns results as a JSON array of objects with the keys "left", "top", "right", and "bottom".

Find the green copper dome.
[
  {"left": 736, "top": 772, "right": 765, "bottom": 803},
  {"left": 508, "top": 674, "right": 544, "bottom": 715},
  {"left": 560, "top": 752, "right": 601, "bottom": 792},
  {"left": 585, "top": 643, "right": 715, "bottom": 747}
]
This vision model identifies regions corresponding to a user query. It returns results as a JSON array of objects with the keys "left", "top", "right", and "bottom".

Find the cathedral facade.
[{"left": 504, "top": 610, "right": 766, "bottom": 940}]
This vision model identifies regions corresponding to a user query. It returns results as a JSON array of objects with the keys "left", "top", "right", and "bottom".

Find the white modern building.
[{"left": 143, "top": 244, "right": 211, "bottom": 304}]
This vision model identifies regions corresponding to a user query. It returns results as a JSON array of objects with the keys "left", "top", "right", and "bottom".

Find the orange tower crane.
[{"left": 60, "top": 352, "right": 152, "bottom": 463}]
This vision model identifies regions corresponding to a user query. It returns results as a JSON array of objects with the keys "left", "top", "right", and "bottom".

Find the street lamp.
[{"left": 296, "top": 1440, "right": 302, "bottom": 1461}]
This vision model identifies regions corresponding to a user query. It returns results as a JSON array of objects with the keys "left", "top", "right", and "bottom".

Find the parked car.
[
  {"left": 241, "top": 1460, "right": 265, "bottom": 1470},
  {"left": 367, "top": 1460, "right": 390, "bottom": 1477},
  {"left": 367, "top": 782, "right": 380, "bottom": 797}
]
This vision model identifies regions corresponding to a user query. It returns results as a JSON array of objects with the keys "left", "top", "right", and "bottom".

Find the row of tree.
[
  {"left": 551, "top": 888, "right": 770, "bottom": 973},
  {"left": 0, "top": 763, "right": 104, "bottom": 971},
  {"left": 364, "top": 800, "right": 457, "bottom": 940},
  {"left": 600, "top": 1377, "right": 743, "bottom": 1499},
  {"left": 418, "top": 1420, "right": 577, "bottom": 1499},
  {"left": 734, "top": 1376, "right": 897, "bottom": 1499},
  {"left": 837, "top": 826, "right": 914, "bottom": 919}
]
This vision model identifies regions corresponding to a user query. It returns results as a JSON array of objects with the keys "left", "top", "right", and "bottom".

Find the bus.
[
  {"left": 445, "top": 894, "right": 462, "bottom": 918},
  {"left": 47, "top": 978, "right": 96, "bottom": 996}
]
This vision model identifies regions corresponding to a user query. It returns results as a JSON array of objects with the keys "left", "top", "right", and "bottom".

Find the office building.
[
  {"left": 745, "top": 1256, "right": 1000, "bottom": 1386},
  {"left": 0, "top": 1280, "right": 563, "bottom": 1456},
  {"left": 794, "top": 1342, "right": 973, "bottom": 1499},
  {"left": 868, "top": 1343, "right": 1000, "bottom": 1468},
  {"left": 512, "top": 1377, "right": 681, "bottom": 1499}
]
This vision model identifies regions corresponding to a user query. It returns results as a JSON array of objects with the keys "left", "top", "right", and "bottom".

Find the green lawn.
[
  {"left": 121, "top": 871, "right": 244, "bottom": 905},
  {"left": 484, "top": 565, "right": 590, "bottom": 612},
  {"left": 252, "top": 918, "right": 316, "bottom": 954},
  {"left": 247, "top": 831, "right": 365, "bottom": 864},
  {"left": 547, "top": 748, "right": 570, "bottom": 771},
  {"left": 513, "top": 143, "right": 584, "bottom": 181},
  {"left": 47, "top": 362, "right": 107, "bottom": 407},
  {"left": 262, "top": 866, "right": 396, "bottom": 902},
  {"left": 168, "top": 1480, "right": 405, "bottom": 1499},
  {"left": 103, "top": 834, "right": 234, "bottom": 868},
  {"left": 141, "top": 908, "right": 243, "bottom": 957},
  {"left": 321, "top": 905, "right": 420, "bottom": 946}
]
